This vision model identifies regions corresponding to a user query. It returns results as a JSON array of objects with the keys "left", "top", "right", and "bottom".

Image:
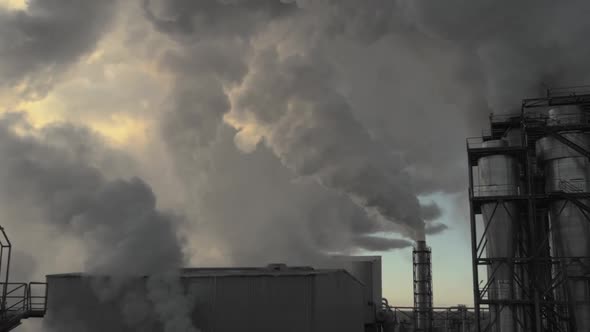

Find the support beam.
[{"left": 547, "top": 130, "right": 590, "bottom": 161}]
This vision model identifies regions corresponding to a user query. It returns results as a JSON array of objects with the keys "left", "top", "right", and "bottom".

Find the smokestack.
[{"left": 413, "top": 240, "right": 433, "bottom": 331}]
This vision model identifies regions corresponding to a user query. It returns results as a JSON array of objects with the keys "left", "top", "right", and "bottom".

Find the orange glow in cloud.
[
  {"left": 223, "top": 111, "right": 268, "bottom": 153},
  {"left": 89, "top": 114, "right": 151, "bottom": 147},
  {"left": 1, "top": 97, "right": 150, "bottom": 148},
  {"left": 0, "top": 0, "right": 28, "bottom": 10}
]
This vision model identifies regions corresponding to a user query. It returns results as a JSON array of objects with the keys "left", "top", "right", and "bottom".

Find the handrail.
[
  {"left": 26, "top": 282, "right": 47, "bottom": 314},
  {"left": 3, "top": 283, "right": 26, "bottom": 296},
  {"left": 490, "top": 113, "right": 521, "bottom": 123},
  {"left": 472, "top": 184, "right": 521, "bottom": 197},
  {"left": 547, "top": 85, "right": 590, "bottom": 97},
  {"left": 557, "top": 179, "right": 585, "bottom": 193},
  {"left": 0, "top": 281, "right": 47, "bottom": 320}
]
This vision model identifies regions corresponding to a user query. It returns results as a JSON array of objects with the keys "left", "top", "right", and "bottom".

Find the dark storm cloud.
[
  {"left": 0, "top": 113, "right": 183, "bottom": 275},
  {"left": 0, "top": 0, "right": 118, "bottom": 97}
]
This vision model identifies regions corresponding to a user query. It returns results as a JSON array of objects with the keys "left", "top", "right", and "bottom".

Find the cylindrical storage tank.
[
  {"left": 536, "top": 106, "right": 590, "bottom": 331},
  {"left": 477, "top": 139, "right": 519, "bottom": 332}
]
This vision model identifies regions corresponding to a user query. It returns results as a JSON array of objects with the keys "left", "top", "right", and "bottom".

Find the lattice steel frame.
[
  {"left": 467, "top": 90, "right": 590, "bottom": 332},
  {"left": 413, "top": 243, "right": 433, "bottom": 331}
]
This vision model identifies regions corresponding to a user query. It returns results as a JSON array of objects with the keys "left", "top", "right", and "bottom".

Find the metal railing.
[
  {"left": 0, "top": 282, "right": 47, "bottom": 319},
  {"left": 523, "top": 110, "right": 590, "bottom": 125},
  {"left": 27, "top": 282, "right": 47, "bottom": 316},
  {"left": 490, "top": 113, "right": 521, "bottom": 123},
  {"left": 472, "top": 185, "right": 521, "bottom": 197},
  {"left": 388, "top": 306, "right": 486, "bottom": 331},
  {"left": 466, "top": 137, "right": 523, "bottom": 149},
  {"left": 558, "top": 179, "right": 585, "bottom": 193},
  {"left": 547, "top": 85, "right": 590, "bottom": 97}
]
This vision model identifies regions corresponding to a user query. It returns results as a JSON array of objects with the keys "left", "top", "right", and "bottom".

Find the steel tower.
[{"left": 467, "top": 87, "right": 590, "bottom": 331}]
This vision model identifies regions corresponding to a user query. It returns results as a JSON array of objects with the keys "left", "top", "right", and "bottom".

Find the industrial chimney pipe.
[{"left": 413, "top": 240, "right": 433, "bottom": 331}]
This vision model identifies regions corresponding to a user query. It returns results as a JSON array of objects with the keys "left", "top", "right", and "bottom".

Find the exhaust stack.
[{"left": 413, "top": 240, "right": 433, "bottom": 331}]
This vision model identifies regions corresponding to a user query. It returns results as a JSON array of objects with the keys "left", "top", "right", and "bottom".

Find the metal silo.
[
  {"left": 536, "top": 106, "right": 590, "bottom": 331},
  {"left": 477, "top": 139, "right": 519, "bottom": 332}
]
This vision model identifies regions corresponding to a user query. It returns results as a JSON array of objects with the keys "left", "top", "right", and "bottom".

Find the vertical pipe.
[{"left": 525, "top": 132, "right": 542, "bottom": 332}]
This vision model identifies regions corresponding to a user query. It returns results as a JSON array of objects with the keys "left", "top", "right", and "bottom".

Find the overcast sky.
[{"left": 2, "top": 3, "right": 590, "bottom": 328}]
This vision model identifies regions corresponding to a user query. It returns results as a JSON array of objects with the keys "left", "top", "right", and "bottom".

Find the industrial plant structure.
[
  {"left": 0, "top": 227, "right": 47, "bottom": 332},
  {"left": 6, "top": 89, "right": 590, "bottom": 332},
  {"left": 413, "top": 240, "right": 433, "bottom": 331},
  {"left": 467, "top": 87, "right": 590, "bottom": 331},
  {"left": 44, "top": 265, "right": 368, "bottom": 332}
]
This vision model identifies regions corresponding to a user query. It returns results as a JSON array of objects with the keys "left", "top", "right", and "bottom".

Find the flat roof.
[
  {"left": 46, "top": 265, "right": 360, "bottom": 280},
  {"left": 330, "top": 255, "right": 381, "bottom": 262}
]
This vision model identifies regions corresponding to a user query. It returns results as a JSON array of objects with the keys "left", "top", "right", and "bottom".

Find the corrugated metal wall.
[{"left": 44, "top": 271, "right": 364, "bottom": 332}]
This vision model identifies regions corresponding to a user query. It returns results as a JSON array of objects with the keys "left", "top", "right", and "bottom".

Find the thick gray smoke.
[
  {"left": 147, "top": 274, "right": 200, "bottom": 332},
  {"left": 0, "top": 113, "right": 183, "bottom": 275},
  {"left": 144, "top": 0, "right": 436, "bottom": 245},
  {"left": 354, "top": 236, "right": 413, "bottom": 252},
  {"left": 228, "top": 50, "right": 428, "bottom": 240},
  {"left": 143, "top": 0, "right": 590, "bottom": 248},
  {"left": 0, "top": 113, "right": 198, "bottom": 331}
]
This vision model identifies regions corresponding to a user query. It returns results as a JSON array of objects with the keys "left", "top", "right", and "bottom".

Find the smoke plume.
[
  {"left": 142, "top": 0, "right": 590, "bottom": 248},
  {"left": 147, "top": 274, "right": 200, "bottom": 332},
  {"left": 0, "top": 113, "right": 199, "bottom": 331},
  {"left": 0, "top": 113, "right": 183, "bottom": 275},
  {"left": 145, "top": 0, "right": 436, "bottom": 244},
  {"left": 354, "top": 236, "right": 413, "bottom": 252},
  {"left": 226, "top": 50, "right": 428, "bottom": 240}
]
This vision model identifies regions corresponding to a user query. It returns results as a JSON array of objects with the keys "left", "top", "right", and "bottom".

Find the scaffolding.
[{"left": 467, "top": 89, "right": 590, "bottom": 331}]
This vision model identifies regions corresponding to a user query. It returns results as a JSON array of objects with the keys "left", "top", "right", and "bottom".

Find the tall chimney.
[{"left": 413, "top": 240, "right": 433, "bottom": 331}]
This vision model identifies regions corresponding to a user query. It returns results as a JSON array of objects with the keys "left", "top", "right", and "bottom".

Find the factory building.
[
  {"left": 467, "top": 87, "right": 590, "bottom": 331},
  {"left": 44, "top": 265, "right": 365, "bottom": 332}
]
